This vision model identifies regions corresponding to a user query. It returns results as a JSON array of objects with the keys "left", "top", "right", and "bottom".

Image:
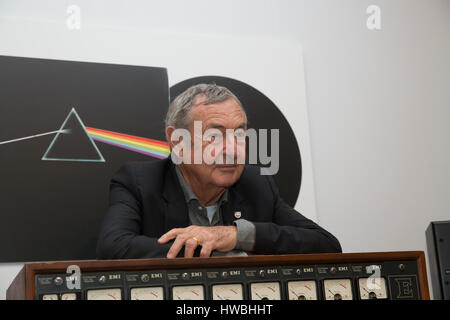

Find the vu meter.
[
  {"left": 323, "top": 279, "right": 353, "bottom": 300},
  {"left": 86, "top": 288, "right": 122, "bottom": 300},
  {"left": 250, "top": 282, "right": 281, "bottom": 300},
  {"left": 287, "top": 280, "right": 318, "bottom": 300},
  {"left": 172, "top": 285, "right": 205, "bottom": 300},
  {"left": 61, "top": 293, "right": 77, "bottom": 300},
  {"left": 212, "top": 283, "right": 244, "bottom": 300},
  {"left": 130, "top": 287, "right": 164, "bottom": 300},
  {"left": 358, "top": 277, "right": 388, "bottom": 299}
]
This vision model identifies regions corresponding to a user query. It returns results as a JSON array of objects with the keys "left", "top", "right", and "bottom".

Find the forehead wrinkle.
[
  {"left": 192, "top": 101, "right": 245, "bottom": 122},
  {"left": 197, "top": 110, "right": 245, "bottom": 131}
]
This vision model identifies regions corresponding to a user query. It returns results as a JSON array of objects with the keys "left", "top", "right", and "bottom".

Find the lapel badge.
[{"left": 234, "top": 211, "right": 242, "bottom": 219}]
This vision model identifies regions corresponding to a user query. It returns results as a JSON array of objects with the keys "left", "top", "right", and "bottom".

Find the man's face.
[{"left": 183, "top": 96, "right": 246, "bottom": 188}]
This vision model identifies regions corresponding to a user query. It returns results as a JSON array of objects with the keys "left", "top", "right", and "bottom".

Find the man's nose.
[{"left": 223, "top": 132, "right": 238, "bottom": 157}]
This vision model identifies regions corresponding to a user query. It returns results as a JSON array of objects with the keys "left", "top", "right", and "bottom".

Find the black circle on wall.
[{"left": 169, "top": 76, "right": 302, "bottom": 207}]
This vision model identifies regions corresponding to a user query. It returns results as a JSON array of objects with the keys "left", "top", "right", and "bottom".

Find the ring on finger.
[{"left": 192, "top": 236, "right": 201, "bottom": 246}]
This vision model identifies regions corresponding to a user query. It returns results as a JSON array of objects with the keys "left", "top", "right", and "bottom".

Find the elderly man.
[{"left": 96, "top": 84, "right": 341, "bottom": 259}]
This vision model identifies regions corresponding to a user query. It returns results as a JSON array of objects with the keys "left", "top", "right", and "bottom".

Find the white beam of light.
[{"left": 0, "top": 129, "right": 70, "bottom": 145}]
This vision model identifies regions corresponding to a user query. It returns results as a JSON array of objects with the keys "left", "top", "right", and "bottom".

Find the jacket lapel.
[
  {"left": 162, "top": 161, "right": 190, "bottom": 230},
  {"left": 222, "top": 185, "right": 249, "bottom": 225}
]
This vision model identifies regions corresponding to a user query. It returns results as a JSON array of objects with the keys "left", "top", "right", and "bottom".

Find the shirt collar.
[{"left": 175, "top": 165, "right": 228, "bottom": 205}]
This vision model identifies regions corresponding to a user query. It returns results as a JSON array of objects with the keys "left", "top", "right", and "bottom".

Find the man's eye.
[
  {"left": 235, "top": 130, "right": 246, "bottom": 138},
  {"left": 207, "top": 133, "right": 221, "bottom": 142}
]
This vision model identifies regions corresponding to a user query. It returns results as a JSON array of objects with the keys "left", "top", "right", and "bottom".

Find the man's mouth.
[{"left": 215, "top": 164, "right": 238, "bottom": 169}]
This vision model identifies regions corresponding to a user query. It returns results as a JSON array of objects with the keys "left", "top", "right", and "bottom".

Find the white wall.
[{"left": 1, "top": 0, "right": 449, "bottom": 299}]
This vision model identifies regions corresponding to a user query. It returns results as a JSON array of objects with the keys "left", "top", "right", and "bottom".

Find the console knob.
[
  {"left": 182, "top": 272, "right": 190, "bottom": 280},
  {"left": 98, "top": 275, "right": 107, "bottom": 284},
  {"left": 54, "top": 277, "right": 63, "bottom": 286}
]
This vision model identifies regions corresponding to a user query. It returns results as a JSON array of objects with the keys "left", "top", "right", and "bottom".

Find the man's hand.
[{"left": 157, "top": 225, "right": 238, "bottom": 258}]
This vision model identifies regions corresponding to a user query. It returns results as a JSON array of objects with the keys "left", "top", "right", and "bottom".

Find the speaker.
[{"left": 426, "top": 221, "right": 450, "bottom": 300}]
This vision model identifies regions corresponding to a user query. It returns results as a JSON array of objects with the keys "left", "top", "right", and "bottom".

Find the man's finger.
[
  {"left": 166, "top": 236, "right": 186, "bottom": 259},
  {"left": 200, "top": 243, "right": 213, "bottom": 258},
  {"left": 184, "top": 238, "right": 199, "bottom": 258},
  {"left": 158, "top": 228, "right": 181, "bottom": 244}
]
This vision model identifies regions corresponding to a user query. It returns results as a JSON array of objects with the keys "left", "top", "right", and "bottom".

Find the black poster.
[{"left": 0, "top": 56, "right": 169, "bottom": 262}]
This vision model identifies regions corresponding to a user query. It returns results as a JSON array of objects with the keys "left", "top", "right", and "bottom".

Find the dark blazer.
[{"left": 96, "top": 158, "right": 342, "bottom": 259}]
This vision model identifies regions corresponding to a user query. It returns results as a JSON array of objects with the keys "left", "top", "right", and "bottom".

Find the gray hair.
[{"left": 165, "top": 83, "right": 246, "bottom": 130}]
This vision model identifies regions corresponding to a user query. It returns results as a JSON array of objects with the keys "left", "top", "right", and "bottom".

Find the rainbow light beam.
[{"left": 86, "top": 127, "right": 170, "bottom": 159}]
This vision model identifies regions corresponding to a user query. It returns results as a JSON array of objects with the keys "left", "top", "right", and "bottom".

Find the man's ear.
[
  {"left": 166, "top": 126, "right": 190, "bottom": 162},
  {"left": 166, "top": 126, "right": 176, "bottom": 148}
]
